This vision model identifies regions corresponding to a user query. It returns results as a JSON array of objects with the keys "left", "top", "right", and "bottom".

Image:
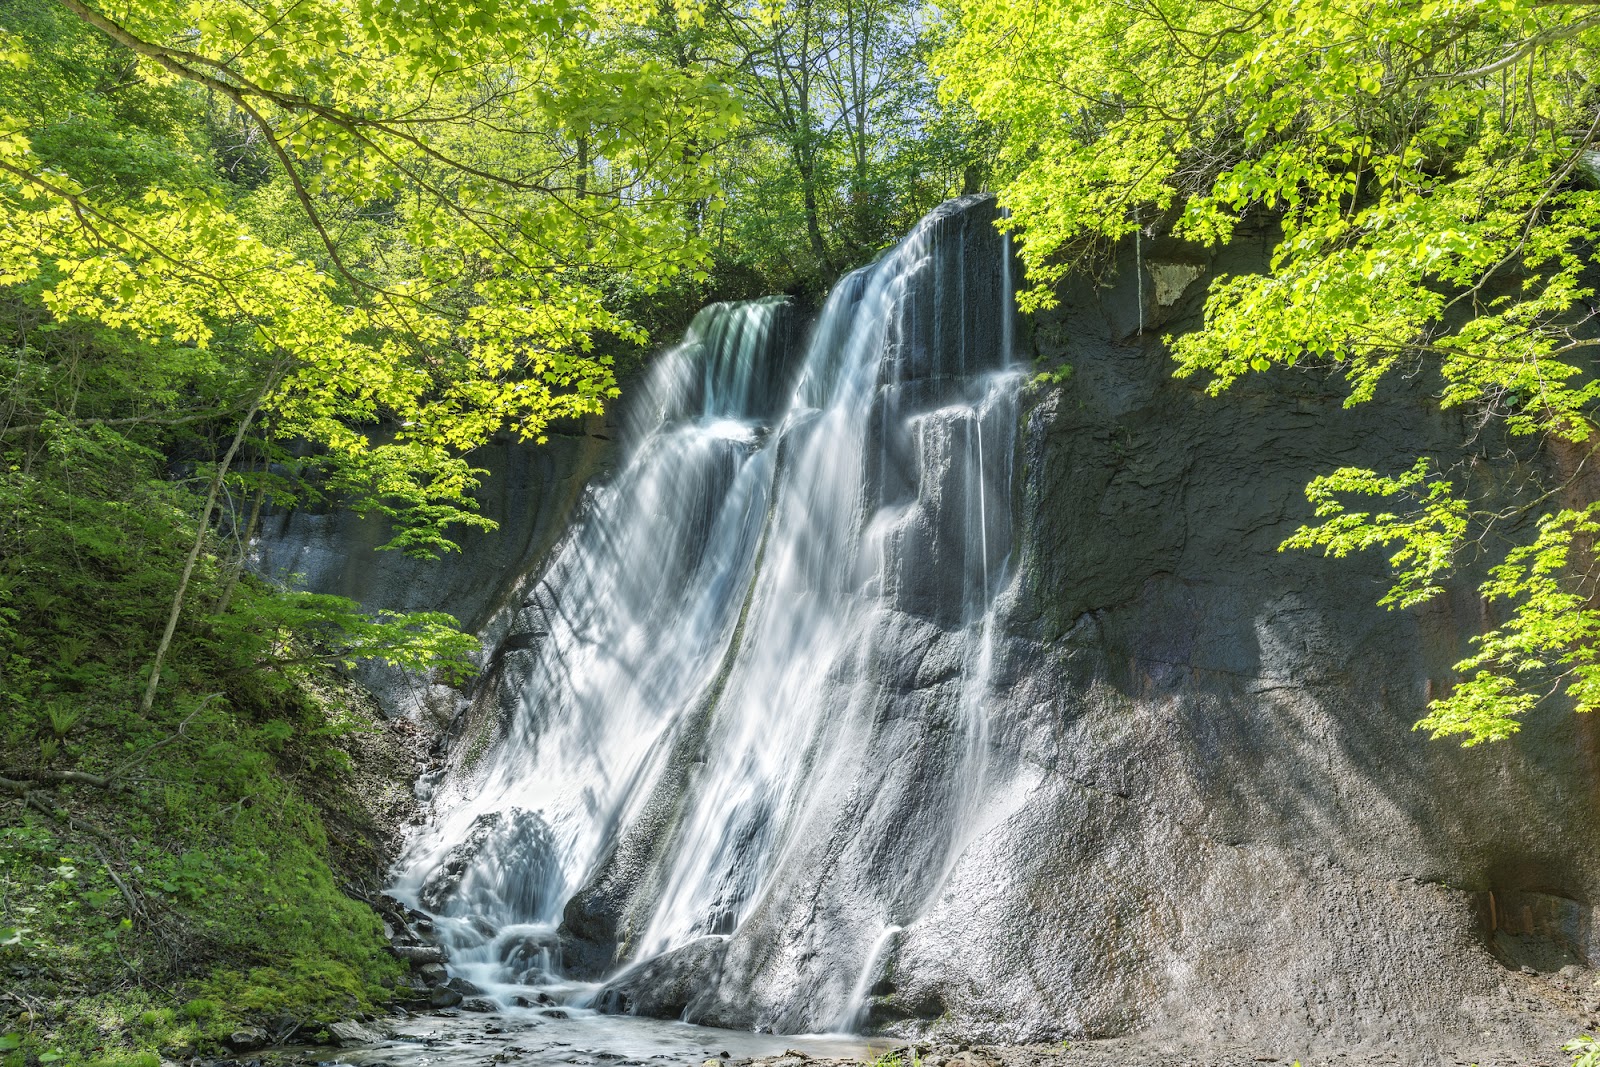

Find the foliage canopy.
[
  {"left": 3, "top": 0, "right": 737, "bottom": 551},
  {"left": 939, "top": 0, "right": 1600, "bottom": 744}
]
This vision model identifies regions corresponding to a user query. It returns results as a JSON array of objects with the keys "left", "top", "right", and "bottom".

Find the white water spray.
[{"left": 391, "top": 196, "right": 1021, "bottom": 1032}]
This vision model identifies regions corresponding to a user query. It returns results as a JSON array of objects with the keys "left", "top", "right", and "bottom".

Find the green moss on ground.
[{"left": 0, "top": 671, "right": 424, "bottom": 1065}]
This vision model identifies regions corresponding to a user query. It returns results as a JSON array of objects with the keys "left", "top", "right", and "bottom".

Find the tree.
[
  {"left": 3, "top": 0, "right": 733, "bottom": 535},
  {"left": 726, "top": 0, "right": 843, "bottom": 269},
  {"left": 0, "top": 0, "right": 735, "bottom": 712},
  {"left": 622, "top": 0, "right": 984, "bottom": 295},
  {"left": 937, "top": 0, "right": 1600, "bottom": 744}
]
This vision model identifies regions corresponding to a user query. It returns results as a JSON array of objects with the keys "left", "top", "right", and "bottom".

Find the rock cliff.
[
  {"left": 256, "top": 197, "right": 1600, "bottom": 1064},
  {"left": 872, "top": 222, "right": 1600, "bottom": 1059}
]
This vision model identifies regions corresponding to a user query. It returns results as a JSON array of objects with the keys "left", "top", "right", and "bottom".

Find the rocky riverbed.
[
  {"left": 177, "top": 1007, "right": 1584, "bottom": 1067},
  {"left": 198, "top": 1011, "right": 878, "bottom": 1067}
]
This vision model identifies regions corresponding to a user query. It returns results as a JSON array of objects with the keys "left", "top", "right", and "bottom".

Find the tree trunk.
[
  {"left": 576, "top": 132, "right": 590, "bottom": 201},
  {"left": 139, "top": 383, "right": 272, "bottom": 715},
  {"left": 800, "top": 161, "right": 831, "bottom": 270},
  {"left": 214, "top": 478, "right": 266, "bottom": 617}
]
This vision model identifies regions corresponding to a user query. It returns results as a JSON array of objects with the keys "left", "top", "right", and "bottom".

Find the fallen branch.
[
  {"left": 11, "top": 769, "right": 118, "bottom": 791},
  {"left": 94, "top": 846, "right": 147, "bottom": 922},
  {"left": 5, "top": 787, "right": 117, "bottom": 842},
  {"left": 270, "top": 1017, "right": 302, "bottom": 1047},
  {"left": 108, "top": 696, "right": 217, "bottom": 779},
  {"left": 2, "top": 698, "right": 216, "bottom": 795},
  {"left": 0, "top": 988, "right": 45, "bottom": 1030}
]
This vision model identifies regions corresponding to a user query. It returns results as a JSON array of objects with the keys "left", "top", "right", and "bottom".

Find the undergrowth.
[
  {"left": 0, "top": 304, "right": 470, "bottom": 1063},
  {"left": 0, "top": 669, "right": 417, "bottom": 1065}
]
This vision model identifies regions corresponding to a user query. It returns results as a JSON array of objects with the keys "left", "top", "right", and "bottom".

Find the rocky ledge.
[{"left": 733, "top": 1038, "right": 1577, "bottom": 1067}]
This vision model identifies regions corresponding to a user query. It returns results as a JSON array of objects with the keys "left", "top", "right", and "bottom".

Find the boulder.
[
  {"left": 499, "top": 928, "right": 562, "bottom": 981},
  {"left": 224, "top": 1028, "right": 268, "bottom": 1052},
  {"left": 428, "top": 987, "right": 464, "bottom": 1010},
  {"left": 460, "top": 997, "right": 499, "bottom": 1013},
  {"left": 326, "top": 1021, "right": 383, "bottom": 1047},
  {"left": 392, "top": 944, "right": 447, "bottom": 965},
  {"left": 511, "top": 992, "right": 557, "bottom": 1008},
  {"left": 592, "top": 936, "right": 726, "bottom": 1022}
]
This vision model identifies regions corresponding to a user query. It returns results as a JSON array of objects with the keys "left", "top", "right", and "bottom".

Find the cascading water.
[{"left": 391, "top": 195, "right": 1021, "bottom": 1032}]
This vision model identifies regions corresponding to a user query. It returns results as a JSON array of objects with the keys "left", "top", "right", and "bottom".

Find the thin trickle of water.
[
  {"left": 1000, "top": 210, "right": 1015, "bottom": 370},
  {"left": 976, "top": 423, "right": 990, "bottom": 603},
  {"left": 1135, "top": 224, "right": 1144, "bottom": 334},
  {"left": 836, "top": 923, "right": 903, "bottom": 1033},
  {"left": 391, "top": 196, "right": 1021, "bottom": 1032}
]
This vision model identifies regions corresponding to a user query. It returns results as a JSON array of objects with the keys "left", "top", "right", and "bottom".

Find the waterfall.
[{"left": 391, "top": 195, "right": 1021, "bottom": 1031}]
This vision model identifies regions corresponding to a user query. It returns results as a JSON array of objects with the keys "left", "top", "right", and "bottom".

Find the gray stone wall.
[
  {"left": 252, "top": 425, "right": 614, "bottom": 721},
  {"left": 878, "top": 224, "right": 1600, "bottom": 1059}
]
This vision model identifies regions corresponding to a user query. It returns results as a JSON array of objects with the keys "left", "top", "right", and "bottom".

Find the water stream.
[
  {"left": 333, "top": 1009, "right": 886, "bottom": 1067},
  {"left": 390, "top": 195, "right": 1020, "bottom": 1035}
]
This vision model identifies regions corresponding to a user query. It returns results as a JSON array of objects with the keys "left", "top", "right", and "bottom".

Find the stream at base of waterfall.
[
  {"left": 333, "top": 1011, "right": 884, "bottom": 1067},
  {"left": 384, "top": 193, "right": 1022, "bottom": 1036},
  {"left": 250, "top": 1011, "right": 1490, "bottom": 1067}
]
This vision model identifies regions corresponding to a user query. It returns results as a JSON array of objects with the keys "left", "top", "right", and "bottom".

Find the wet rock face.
[
  {"left": 252, "top": 427, "right": 613, "bottom": 720},
  {"left": 869, "top": 225, "right": 1600, "bottom": 1055},
  {"left": 418, "top": 808, "right": 561, "bottom": 918},
  {"left": 567, "top": 212, "right": 1600, "bottom": 1056},
  {"left": 593, "top": 936, "right": 729, "bottom": 1021}
]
